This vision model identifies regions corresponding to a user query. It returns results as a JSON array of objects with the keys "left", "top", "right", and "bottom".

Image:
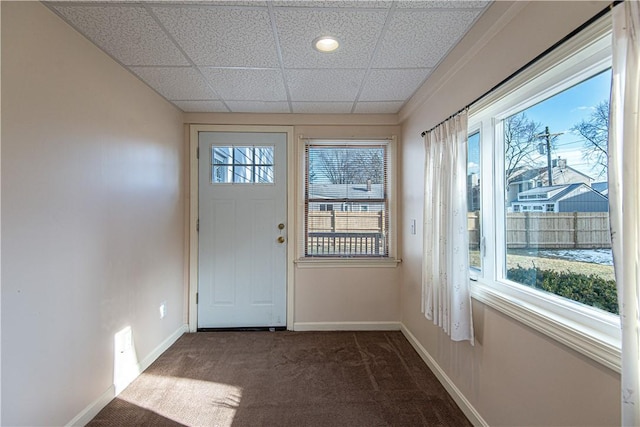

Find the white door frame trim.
[{"left": 188, "top": 124, "right": 296, "bottom": 332}]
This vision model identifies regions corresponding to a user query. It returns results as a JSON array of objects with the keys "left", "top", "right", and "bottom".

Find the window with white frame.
[
  {"left": 211, "top": 146, "right": 274, "bottom": 184},
  {"left": 468, "top": 14, "right": 620, "bottom": 371},
  {"left": 303, "top": 140, "right": 393, "bottom": 258},
  {"left": 467, "top": 131, "right": 482, "bottom": 272}
]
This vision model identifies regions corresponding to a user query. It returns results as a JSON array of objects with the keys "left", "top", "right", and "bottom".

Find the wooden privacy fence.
[
  {"left": 307, "top": 211, "right": 385, "bottom": 233},
  {"left": 468, "top": 211, "right": 611, "bottom": 249}
]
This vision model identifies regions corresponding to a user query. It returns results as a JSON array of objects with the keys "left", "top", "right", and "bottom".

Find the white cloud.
[{"left": 572, "top": 105, "right": 596, "bottom": 113}]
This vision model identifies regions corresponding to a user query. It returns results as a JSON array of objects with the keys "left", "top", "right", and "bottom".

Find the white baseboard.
[
  {"left": 66, "top": 324, "right": 188, "bottom": 427},
  {"left": 66, "top": 384, "right": 116, "bottom": 427},
  {"left": 293, "top": 321, "right": 401, "bottom": 331},
  {"left": 138, "top": 324, "right": 188, "bottom": 373},
  {"left": 400, "top": 324, "right": 488, "bottom": 427}
]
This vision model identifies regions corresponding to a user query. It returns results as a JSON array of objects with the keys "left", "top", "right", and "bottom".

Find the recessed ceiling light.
[{"left": 313, "top": 36, "right": 340, "bottom": 53}]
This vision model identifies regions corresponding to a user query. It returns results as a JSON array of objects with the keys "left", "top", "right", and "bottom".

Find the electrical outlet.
[{"left": 159, "top": 301, "right": 167, "bottom": 319}]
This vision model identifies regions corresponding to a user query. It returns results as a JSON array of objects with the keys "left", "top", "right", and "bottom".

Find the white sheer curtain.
[
  {"left": 609, "top": 2, "right": 640, "bottom": 425},
  {"left": 422, "top": 110, "right": 474, "bottom": 343}
]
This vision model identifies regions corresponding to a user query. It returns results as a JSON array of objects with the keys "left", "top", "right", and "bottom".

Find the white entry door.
[{"left": 198, "top": 131, "right": 287, "bottom": 328}]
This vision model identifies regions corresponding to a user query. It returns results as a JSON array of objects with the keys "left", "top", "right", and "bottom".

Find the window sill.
[
  {"left": 470, "top": 280, "right": 621, "bottom": 373},
  {"left": 294, "top": 258, "right": 401, "bottom": 269}
]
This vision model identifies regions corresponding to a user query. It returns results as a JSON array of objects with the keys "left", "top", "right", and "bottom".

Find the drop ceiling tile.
[
  {"left": 286, "top": 69, "right": 366, "bottom": 102},
  {"left": 180, "top": 1, "right": 268, "bottom": 5},
  {"left": 396, "top": 0, "right": 490, "bottom": 8},
  {"left": 292, "top": 102, "right": 354, "bottom": 114},
  {"left": 52, "top": 5, "right": 189, "bottom": 66},
  {"left": 273, "top": 1, "right": 391, "bottom": 8},
  {"left": 172, "top": 100, "right": 229, "bottom": 112},
  {"left": 372, "top": 9, "right": 481, "bottom": 68},
  {"left": 354, "top": 101, "right": 404, "bottom": 114},
  {"left": 200, "top": 68, "right": 287, "bottom": 101},
  {"left": 151, "top": 6, "right": 278, "bottom": 67},
  {"left": 274, "top": 9, "right": 386, "bottom": 69},
  {"left": 226, "top": 101, "right": 291, "bottom": 113},
  {"left": 359, "top": 68, "right": 431, "bottom": 101},
  {"left": 129, "top": 67, "right": 218, "bottom": 100}
]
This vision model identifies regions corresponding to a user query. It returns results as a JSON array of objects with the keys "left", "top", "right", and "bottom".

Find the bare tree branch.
[
  {"left": 504, "top": 112, "right": 543, "bottom": 184},
  {"left": 572, "top": 100, "right": 609, "bottom": 179},
  {"left": 313, "top": 147, "right": 384, "bottom": 184}
]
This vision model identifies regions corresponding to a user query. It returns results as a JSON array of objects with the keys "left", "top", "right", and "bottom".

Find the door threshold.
[{"left": 197, "top": 326, "right": 287, "bottom": 332}]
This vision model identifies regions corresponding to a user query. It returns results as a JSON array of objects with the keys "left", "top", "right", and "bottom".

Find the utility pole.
[
  {"left": 543, "top": 126, "right": 553, "bottom": 186},
  {"left": 535, "top": 126, "right": 563, "bottom": 186}
]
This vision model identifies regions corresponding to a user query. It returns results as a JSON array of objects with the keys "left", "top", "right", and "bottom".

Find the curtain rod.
[
  {"left": 420, "top": 107, "right": 468, "bottom": 138},
  {"left": 420, "top": 1, "right": 620, "bottom": 138}
]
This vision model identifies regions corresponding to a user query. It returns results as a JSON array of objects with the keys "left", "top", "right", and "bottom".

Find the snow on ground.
[{"left": 517, "top": 248, "right": 614, "bottom": 265}]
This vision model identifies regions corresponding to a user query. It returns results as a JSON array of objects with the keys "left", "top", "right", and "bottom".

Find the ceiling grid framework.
[{"left": 48, "top": 0, "right": 490, "bottom": 115}]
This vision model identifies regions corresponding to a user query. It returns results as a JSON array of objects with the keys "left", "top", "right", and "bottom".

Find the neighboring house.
[
  {"left": 308, "top": 182, "right": 385, "bottom": 212},
  {"left": 592, "top": 181, "right": 609, "bottom": 196},
  {"left": 511, "top": 183, "right": 609, "bottom": 213},
  {"left": 506, "top": 158, "right": 593, "bottom": 204}
]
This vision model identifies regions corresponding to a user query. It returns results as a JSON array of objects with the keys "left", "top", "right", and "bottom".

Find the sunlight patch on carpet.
[{"left": 119, "top": 373, "right": 243, "bottom": 426}]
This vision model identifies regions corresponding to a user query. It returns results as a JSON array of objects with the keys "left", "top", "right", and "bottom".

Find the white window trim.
[
  {"left": 296, "top": 136, "right": 399, "bottom": 268},
  {"left": 468, "top": 126, "right": 483, "bottom": 280},
  {"left": 468, "top": 14, "right": 621, "bottom": 372}
]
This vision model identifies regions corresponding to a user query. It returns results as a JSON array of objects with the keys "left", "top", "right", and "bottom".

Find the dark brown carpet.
[{"left": 88, "top": 331, "right": 472, "bottom": 426}]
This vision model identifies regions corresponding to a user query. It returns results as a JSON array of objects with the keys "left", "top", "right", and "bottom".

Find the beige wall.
[
  {"left": 399, "top": 1, "right": 620, "bottom": 426},
  {"left": 184, "top": 116, "right": 402, "bottom": 325},
  {"left": 1, "top": 2, "right": 185, "bottom": 425}
]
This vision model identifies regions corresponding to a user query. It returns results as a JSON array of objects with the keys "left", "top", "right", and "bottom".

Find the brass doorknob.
[{"left": 277, "top": 236, "right": 285, "bottom": 244}]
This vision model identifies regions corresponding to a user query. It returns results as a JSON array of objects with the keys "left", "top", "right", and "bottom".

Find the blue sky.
[
  {"left": 523, "top": 68, "right": 611, "bottom": 180},
  {"left": 467, "top": 69, "right": 612, "bottom": 181},
  {"left": 468, "top": 132, "right": 480, "bottom": 176}
]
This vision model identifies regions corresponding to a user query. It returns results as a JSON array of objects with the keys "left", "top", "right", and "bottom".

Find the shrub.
[{"left": 507, "top": 266, "right": 619, "bottom": 314}]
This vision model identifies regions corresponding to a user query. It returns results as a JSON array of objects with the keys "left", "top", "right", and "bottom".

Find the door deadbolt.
[{"left": 278, "top": 223, "right": 285, "bottom": 230}]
